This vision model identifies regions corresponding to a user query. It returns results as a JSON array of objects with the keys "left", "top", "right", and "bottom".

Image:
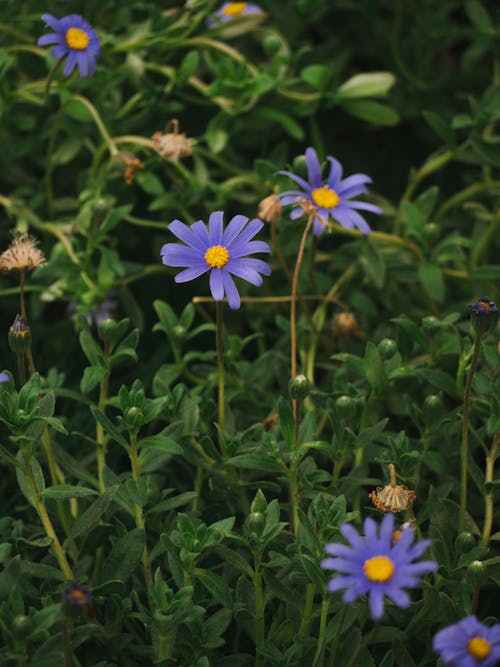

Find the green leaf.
[
  {"left": 364, "top": 342, "right": 386, "bottom": 393},
  {"left": 64, "top": 99, "right": 93, "bottom": 122},
  {"left": 418, "top": 262, "right": 445, "bottom": 303},
  {"left": 177, "top": 50, "right": 200, "bottom": 82},
  {"left": 253, "top": 107, "right": 304, "bottom": 140},
  {"left": 194, "top": 568, "right": 232, "bottom": 607},
  {"left": 79, "top": 331, "right": 104, "bottom": 367},
  {"left": 90, "top": 406, "right": 129, "bottom": 449},
  {"left": 42, "top": 485, "right": 98, "bottom": 500},
  {"left": 16, "top": 452, "right": 45, "bottom": 508},
  {"left": 227, "top": 454, "right": 282, "bottom": 472},
  {"left": 81, "top": 366, "right": 107, "bottom": 394},
  {"left": 300, "top": 64, "right": 329, "bottom": 89},
  {"left": 338, "top": 71, "right": 395, "bottom": 98},
  {"left": 147, "top": 491, "right": 198, "bottom": 514},
  {"left": 465, "top": 0, "right": 493, "bottom": 32},
  {"left": 100, "top": 529, "right": 145, "bottom": 584},
  {"left": 422, "top": 111, "right": 455, "bottom": 146},
  {"left": 139, "top": 434, "right": 182, "bottom": 454},
  {"left": 136, "top": 171, "right": 165, "bottom": 196},
  {"left": 340, "top": 99, "right": 399, "bottom": 126},
  {"left": 68, "top": 485, "right": 118, "bottom": 540}
]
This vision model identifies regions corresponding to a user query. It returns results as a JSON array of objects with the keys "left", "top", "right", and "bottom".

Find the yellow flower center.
[
  {"left": 66, "top": 28, "right": 90, "bottom": 51},
  {"left": 311, "top": 186, "right": 340, "bottom": 209},
  {"left": 467, "top": 637, "right": 491, "bottom": 660},
  {"left": 363, "top": 555, "right": 395, "bottom": 582},
  {"left": 479, "top": 300, "right": 491, "bottom": 311},
  {"left": 205, "top": 245, "right": 230, "bottom": 268},
  {"left": 392, "top": 530, "right": 402, "bottom": 542},
  {"left": 68, "top": 589, "right": 87, "bottom": 603},
  {"left": 222, "top": 2, "right": 246, "bottom": 15}
]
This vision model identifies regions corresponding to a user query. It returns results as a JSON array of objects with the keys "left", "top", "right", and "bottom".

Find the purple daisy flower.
[
  {"left": 209, "top": 2, "right": 264, "bottom": 26},
  {"left": 0, "top": 372, "right": 9, "bottom": 383},
  {"left": 433, "top": 616, "right": 500, "bottom": 667},
  {"left": 63, "top": 581, "right": 91, "bottom": 608},
  {"left": 37, "top": 14, "right": 100, "bottom": 78},
  {"left": 160, "top": 211, "right": 271, "bottom": 310},
  {"left": 279, "top": 147, "right": 382, "bottom": 237},
  {"left": 321, "top": 513, "right": 437, "bottom": 620},
  {"left": 468, "top": 296, "right": 499, "bottom": 317}
]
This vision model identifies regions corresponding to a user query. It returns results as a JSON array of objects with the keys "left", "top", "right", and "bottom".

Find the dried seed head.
[
  {"left": 369, "top": 464, "right": 416, "bottom": 513},
  {"left": 0, "top": 234, "right": 46, "bottom": 273},
  {"left": 258, "top": 193, "right": 282, "bottom": 223},
  {"left": 117, "top": 151, "right": 144, "bottom": 184},
  {"left": 332, "top": 312, "right": 361, "bottom": 338},
  {"left": 262, "top": 414, "right": 278, "bottom": 431},
  {"left": 152, "top": 119, "right": 196, "bottom": 162}
]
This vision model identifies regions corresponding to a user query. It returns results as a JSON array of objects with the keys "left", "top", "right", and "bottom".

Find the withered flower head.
[
  {"left": 332, "top": 311, "right": 361, "bottom": 338},
  {"left": 152, "top": 119, "right": 196, "bottom": 162},
  {"left": 369, "top": 464, "right": 416, "bottom": 513},
  {"left": 262, "top": 413, "right": 278, "bottom": 431},
  {"left": 63, "top": 581, "right": 91, "bottom": 608},
  {"left": 0, "top": 234, "right": 46, "bottom": 273},
  {"left": 258, "top": 192, "right": 282, "bottom": 224},
  {"left": 116, "top": 151, "right": 144, "bottom": 184}
]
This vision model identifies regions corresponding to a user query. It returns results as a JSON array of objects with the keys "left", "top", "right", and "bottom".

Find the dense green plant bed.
[{"left": 0, "top": 1, "right": 499, "bottom": 665}]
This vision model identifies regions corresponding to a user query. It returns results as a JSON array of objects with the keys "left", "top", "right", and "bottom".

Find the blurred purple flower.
[
  {"left": 321, "top": 512, "right": 437, "bottom": 620},
  {"left": 433, "top": 616, "right": 500, "bottom": 667},
  {"left": 279, "top": 147, "right": 382, "bottom": 237},
  {"left": 0, "top": 372, "right": 9, "bottom": 383},
  {"left": 68, "top": 294, "right": 117, "bottom": 327},
  {"left": 37, "top": 14, "right": 100, "bottom": 78},
  {"left": 63, "top": 581, "right": 91, "bottom": 608},
  {"left": 208, "top": 2, "right": 264, "bottom": 26},
  {"left": 161, "top": 211, "right": 271, "bottom": 310},
  {"left": 468, "top": 296, "right": 499, "bottom": 317}
]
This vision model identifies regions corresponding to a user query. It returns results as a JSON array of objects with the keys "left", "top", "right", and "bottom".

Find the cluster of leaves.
[{"left": 0, "top": 0, "right": 500, "bottom": 665}]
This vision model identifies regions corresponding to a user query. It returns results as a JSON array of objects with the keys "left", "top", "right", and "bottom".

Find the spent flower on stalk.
[
  {"left": 468, "top": 296, "right": 499, "bottom": 336},
  {"left": 152, "top": 120, "right": 196, "bottom": 162},
  {"left": 433, "top": 616, "right": 500, "bottom": 667},
  {"left": 161, "top": 211, "right": 271, "bottom": 310},
  {"left": 37, "top": 14, "right": 100, "bottom": 78},
  {"left": 63, "top": 581, "right": 91, "bottom": 608},
  {"left": 0, "top": 234, "right": 45, "bottom": 273},
  {"left": 321, "top": 513, "right": 437, "bottom": 620},
  {"left": 279, "top": 147, "right": 382, "bottom": 237}
]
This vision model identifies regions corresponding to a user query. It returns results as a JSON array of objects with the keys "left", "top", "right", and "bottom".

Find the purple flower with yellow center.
[
  {"left": 63, "top": 581, "right": 91, "bottom": 608},
  {"left": 279, "top": 147, "right": 382, "bottom": 237},
  {"left": 37, "top": 14, "right": 100, "bottom": 78},
  {"left": 433, "top": 616, "right": 500, "bottom": 667},
  {"left": 321, "top": 512, "right": 437, "bottom": 620},
  {"left": 160, "top": 212, "right": 271, "bottom": 310},
  {"left": 468, "top": 296, "right": 499, "bottom": 317},
  {"left": 209, "top": 2, "right": 264, "bottom": 25}
]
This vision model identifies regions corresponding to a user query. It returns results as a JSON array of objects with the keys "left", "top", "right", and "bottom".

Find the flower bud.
[
  {"left": 468, "top": 297, "right": 499, "bottom": 336},
  {"left": 125, "top": 406, "right": 144, "bottom": 429},
  {"left": 422, "top": 316, "right": 441, "bottom": 333},
  {"left": 455, "top": 531, "right": 475, "bottom": 555},
  {"left": 97, "top": 317, "right": 118, "bottom": 342},
  {"left": 246, "top": 511, "right": 266, "bottom": 537},
  {"left": 335, "top": 395, "right": 355, "bottom": 420},
  {"left": 423, "top": 394, "right": 443, "bottom": 421},
  {"left": 466, "top": 560, "right": 488, "bottom": 587},
  {"left": 8, "top": 314, "right": 31, "bottom": 353},
  {"left": 12, "top": 615, "right": 33, "bottom": 638},
  {"left": 378, "top": 338, "right": 397, "bottom": 359},
  {"left": 288, "top": 374, "right": 311, "bottom": 400}
]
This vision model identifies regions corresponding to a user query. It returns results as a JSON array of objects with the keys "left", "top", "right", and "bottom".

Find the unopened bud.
[
  {"left": 251, "top": 489, "right": 267, "bottom": 514},
  {"left": 8, "top": 314, "right": 31, "bottom": 353},
  {"left": 378, "top": 338, "right": 397, "bottom": 359},
  {"left": 335, "top": 395, "right": 355, "bottom": 420},
  {"left": 455, "top": 531, "right": 475, "bottom": 555},
  {"left": 125, "top": 406, "right": 144, "bottom": 429},
  {"left": 466, "top": 560, "right": 488, "bottom": 587},
  {"left": 97, "top": 317, "right": 117, "bottom": 342},
  {"left": 246, "top": 511, "right": 266, "bottom": 537},
  {"left": 288, "top": 374, "right": 311, "bottom": 400}
]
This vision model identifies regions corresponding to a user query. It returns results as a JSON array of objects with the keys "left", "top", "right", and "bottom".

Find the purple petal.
[
  {"left": 345, "top": 200, "right": 383, "bottom": 215},
  {"left": 313, "top": 217, "right": 326, "bottom": 236},
  {"left": 174, "top": 264, "right": 209, "bottom": 282},
  {"left": 222, "top": 271, "right": 241, "bottom": 309},
  {"left": 62, "top": 51, "right": 78, "bottom": 76},
  {"left": 305, "top": 147, "right": 322, "bottom": 187},
  {"left": 230, "top": 240, "right": 270, "bottom": 257},
  {"left": 327, "top": 156, "right": 343, "bottom": 188},
  {"left": 340, "top": 524, "right": 365, "bottom": 550},
  {"left": 50, "top": 44, "right": 68, "bottom": 59},
  {"left": 368, "top": 588, "right": 385, "bottom": 620},
  {"left": 227, "top": 218, "right": 263, "bottom": 247},
  {"left": 222, "top": 215, "right": 248, "bottom": 246},
  {"left": 338, "top": 184, "right": 368, "bottom": 199},
  {"left": 330, "top": 207, "right": 355, "bottom": 230},
  {"left": 208, "top": 211, "right": 224, "bottom": 245},
  {"left": 209, "top": 268, "right": 224, "bottom": 301},
  {"left": 38, "top": 33, "right": 61, "bottom": 46},
  {"left": 324, "top": 543, "right": 356, "bottom": 559},
  {"left": 279, "top": 170, "right": 312, "bottom": 193},
  {"left": 379, "top": 513, "right": 395, "bottom": 544},
  {"left": 385, "top": 587, "right": 410, "bottom": 608},
  {"left": 77, "top": 52, "right": 90, "bottom": 77},
  {"left": 41, "top": 14, "right": 62, "bottom": 31},
  {"left": 337, "top": 174, "right": 372, "bottom": 195},
  {"left": 161, "top": 245, "right": 202, "bottom": 267},
  {"left": 227, "top": 258, "right": 268, "bottom": 285},
  {"left": 168, "top": 219, "right": 208, "bottom": 251}
]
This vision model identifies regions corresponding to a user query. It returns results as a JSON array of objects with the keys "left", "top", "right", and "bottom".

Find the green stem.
[
  {"left": 345, "top": 622, "right": 380, "bottom": 667},
  {"left": 216, "top": 301, "right": 226, "bottom": 449},
  {"left": 435, "top": 180, "right": 500, "bottom": 223},
  {"left": 291, "top": 213, "right": 315, "bottom": 379},
  {"left": 480, "top": 433, "right": 499, "bottom": 546},
  {"left": 288, "top": 462, "right": 300, "bottom": 535},
  {"left": 298, "top": 583, "right": 315, "bottom": 637},
  {"left": 328, "top": 605, "right": 347, "bottom": 667},
  {"left": 253, "top": 550, "right": 265, "bottom": 667},
  {"left": 129, "top": 433, "right": 153, "bottom": 596},
  {"left": 21, "top": 449, "right": 73, "bottom": 580},
  {"left": 459, "top": 334, "right": 483, "bottom": 532},
  {"left": 312, "top": 596, "right": 330, "bottom": 667},
  {"left": 96, "top": 344, "right": 110, "bottom": 494}
]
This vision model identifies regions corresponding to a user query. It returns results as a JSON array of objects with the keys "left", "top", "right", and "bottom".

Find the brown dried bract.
[
  {"left": 369, "top": 464, "right": 416, "bottom": 513},
  {"left": 152, "top": 119, "right": 196, "bottom": 162},
  {"left": 117, "top": 152, "right": 144, "bottom": 184},
  {"left": 332, "top": 312, "right": 362, "bottom": 338},
  {"left": 258, "top": 193, "right": 282, "bottom": 224},
  {"left": 0, "top": 234, "right": 46, "bottom": 273}
]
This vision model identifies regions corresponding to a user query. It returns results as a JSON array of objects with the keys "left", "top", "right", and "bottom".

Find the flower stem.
[
  {"left": 129, "top": 433, "right": 153, "bottom": 597},
  {"left": 290, "top": 213, "right": 314, "bottom": 379},
  {"left": 96, "top": 343, "right": 110, "bottom": 494},
  {"left": 481, "top": 432, "right": 499, "bottom": 546},
  {"left": 312, "top": 596, "right": 330, "bottom": 667},
  {"left": 288, "top": 461, "right": 300, "bottom": 535},
  {"left": 21, "top": 449, "right": 73, "bottom": 580},
  {"left": 459, "top": 333, "right": 483, "bottom": 532},
  {"left": 216, "top": 301, "right": 226, "bottom": 452},
  {"left": 253, "top": 550, "right": 265, "bottom": 667}
]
